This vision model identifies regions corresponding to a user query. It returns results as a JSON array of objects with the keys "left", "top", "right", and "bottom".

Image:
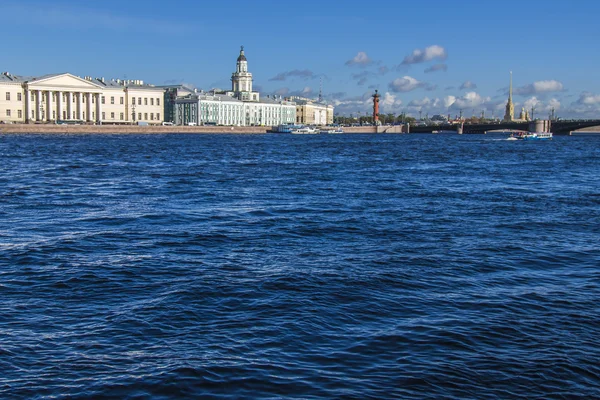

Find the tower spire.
[
  {"left": 504, "top": 71, "right": 515, "bottom": 122},
  {"left": 318, "top": 77, "right": 323, "bottom": 103},
  {"left": 509, "top": 71, "right": 513, "bottom": 101}
]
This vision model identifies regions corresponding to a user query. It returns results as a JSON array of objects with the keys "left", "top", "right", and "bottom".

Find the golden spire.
[{"left": 509, "top": 71, "right": 513, "bottom": 101}]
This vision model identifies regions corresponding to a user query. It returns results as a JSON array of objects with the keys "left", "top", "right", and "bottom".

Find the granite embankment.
[
  {"left": 0, "top": 124, "right": 390, "bottom": 134},
  {"left": 0, "top": 124, "right": 269, "bottom": 134}
]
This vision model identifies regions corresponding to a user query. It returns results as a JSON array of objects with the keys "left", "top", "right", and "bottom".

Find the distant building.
[
  {"left": 0, "top": 72, "right": 163, "bottom": 124},
  {"left": 292, "top": 98, "right": 334, "bottom": 125},
  {"left": 164, "top": 47, "right": 296, "bottom": 126}
]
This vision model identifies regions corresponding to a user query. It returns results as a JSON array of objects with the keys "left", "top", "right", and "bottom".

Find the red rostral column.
[{"left": 372, "top": 90, "right": 380, "bottom": 124}]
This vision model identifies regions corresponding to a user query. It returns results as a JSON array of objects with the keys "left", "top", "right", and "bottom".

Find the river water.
[{"left": 1, "top": 133, "right": 599, "bottom": 399}]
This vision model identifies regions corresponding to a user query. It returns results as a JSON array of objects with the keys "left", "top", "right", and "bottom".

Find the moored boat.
[
  {"left": 269, "top": 124, "right": 303, "bottom": 133},
  {"left": 291, "top": 126, "right": 319, "bottom": 134},
  {"left": 509, "top": 131, "right": 553, "bottom": 140},
  {"left": 320, "top": 128, "right": 344, "bottom": 134}
]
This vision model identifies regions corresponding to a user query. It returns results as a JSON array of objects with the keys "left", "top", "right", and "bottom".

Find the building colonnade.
[{"left": 24, "top": 89, "right": 103, "bottom": 123}]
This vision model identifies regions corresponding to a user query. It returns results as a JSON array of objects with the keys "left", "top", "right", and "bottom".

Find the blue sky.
[{"left": 2, "top": 0, "right": 600, "bottom": 118}]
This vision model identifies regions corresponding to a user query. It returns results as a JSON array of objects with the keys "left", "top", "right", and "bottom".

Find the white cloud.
[
  {"left": 380, "top": 92, "right": 403, "bottom": 111},
  {"left": 460, "top": 81, "right": 477, "bottom": 90},
  {"left": 577, "top": 93, "right": 600, "bottom": 105},
  {"left": 514, "top": 80, "right": 565, "bottom": 96},
  {"left": 516, "top": 97, "right": 561, "bottom": 117},
  {"left": 445, "top": 92, "right": 490, "bottom": 110},
  {"left": 389, "top": 76, "right": 427, "bottom": 92},
  {"left": 402, "top": 45, "right": 448, "bottom": 65},
  {"left": 345, "top": 52, "right": 373, "bottom": 67}
]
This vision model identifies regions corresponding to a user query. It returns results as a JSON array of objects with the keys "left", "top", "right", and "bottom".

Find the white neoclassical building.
[
  {"left": 0, "top": 72, "right": 164, "bottom": 124},
  {"left": 164, "top": 47, "right": 296, "bottom": 127}
]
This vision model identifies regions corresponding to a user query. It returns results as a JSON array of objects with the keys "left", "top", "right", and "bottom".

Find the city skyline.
[{"left": 2, "top": 0, "right": 599, "bottom": 118}]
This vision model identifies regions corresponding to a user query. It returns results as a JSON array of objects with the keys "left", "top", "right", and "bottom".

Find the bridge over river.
[{"left": 409, "top": 120, "right": 600, "bottom": 135}]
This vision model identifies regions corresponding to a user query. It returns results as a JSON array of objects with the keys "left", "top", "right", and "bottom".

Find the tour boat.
[
  {"left": 291, "top": 126, "right": 319, "bottom": 134},
  {"left": 320, "top": 128, "right": 344, "bottom": 134},
  {"left": 508, "top": 131, "right": 553, "bottom": 141},
  {"left": 269, "top": 124, "right": 303, "bottom": 133}
]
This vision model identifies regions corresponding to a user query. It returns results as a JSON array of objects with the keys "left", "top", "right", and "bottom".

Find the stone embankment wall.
[
  {"left": 0, "top": 124, "right": 405, "bottom": 135},
  {"left": 0, "top": 124, "right": 269, "bottom": 134}
]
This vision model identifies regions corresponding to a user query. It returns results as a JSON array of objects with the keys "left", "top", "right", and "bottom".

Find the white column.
[
  {"left": 56, "top": 91, "right": 63, "bottom": 121},
  {"left": 96, "top": 93, "right": 103, "bottom": 123},
  {"left": 86, "top": 93, "right": 93, "bottom": 122},
  {"left": 46, "top": 91, "right": 53, "bottom": 122},
  {"left": 77, "top": 93, "right": 83, "bottom": 120},
  {"left": 25, "top": 89, "right": 31, "bottom": 123},
  {"left": 36, "top": 90, "right": 42, "bottom": 121},
  {"left": 67, "top": 92, "right": 73, "bottom": 120}
]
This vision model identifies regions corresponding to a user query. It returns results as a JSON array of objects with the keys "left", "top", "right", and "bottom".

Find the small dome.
[{"left": 237, "top": 46, "right": 247, "bottom": 62}]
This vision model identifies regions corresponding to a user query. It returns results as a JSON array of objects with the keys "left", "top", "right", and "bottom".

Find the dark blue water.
[{"left": 1, "top": 133, "right": 599, "bottom": 399}]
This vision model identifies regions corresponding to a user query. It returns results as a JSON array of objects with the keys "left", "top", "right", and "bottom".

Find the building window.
[
  {"left": 5, "top": 92, "right": 9, "bottom": 101},
  {"left": 101, "top": 96, "right": 105, "bottom": 104},
  {"left": 150, "top": 113, "right": 154, "bottom": 120},
  {"left": 92, "top": 96, "right": 95, "bottom": 104},
  {"left": 157, "top": 98, "right": 160, "bottom": 106},
  {"left": 132, "top": 97, "right": 136, "bottom": 105},
  {"left": 18, "top": 110, "right": 22, "bottom": 118},
  {"left": 102, "top": 112, "right": 105, "bottom": 120},
  {"left": 111, "top": 97, "right": 115, "bottom": 105},
  {"left": 111, "top": 112, "right": 115, "bottom": 119},
  {"left": 120, "top": 113, "right": 124, "bottom": 120},
  {"left": 138, "top": 98, "right": 141, "bottom": 105},
  {"left": 138, "top": 113, "right": 142, "bottom": 120},
  {"left": 157, "top": 113, "right": 160, "bottom": 120},
  {"left": 144, "top": 98, "right": 147, "bottom": 106},
  {"left": 120, "top": 97, "right": 124, "bottom": 105},
  {"left": 17, "top": 93, "right": 22, "bottom": 101},
  {"left": 6, "top": 109, "right": 11, "bottom": 117},
  {"left": 144, "top": 113, "right": 148, "bottom": 120}
]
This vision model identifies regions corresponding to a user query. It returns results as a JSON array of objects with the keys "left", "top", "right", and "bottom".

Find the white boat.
[
  {"left": 508, "top": 131, "right": 553, "bottom": 141},
  {"left": 320, "top": 128, "right": 344, "bottom": 134},
  {"left": 291, "top": 126, "right": 319, "bottom": 134}
]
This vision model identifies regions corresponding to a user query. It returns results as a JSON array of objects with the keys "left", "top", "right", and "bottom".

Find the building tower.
[
  {"left": 504, "top": 71, "right": 514, "bottom": 122},
  {"left": 231, "top": 46, "right": 254, "bottom": 99},
  {"left": 372, "top": 90, "right": 380, "bottom": 125}
]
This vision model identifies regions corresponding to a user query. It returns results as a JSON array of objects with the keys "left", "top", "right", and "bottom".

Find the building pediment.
[{"left": 26, "top": 73, "right": 104, "bottom": 92}]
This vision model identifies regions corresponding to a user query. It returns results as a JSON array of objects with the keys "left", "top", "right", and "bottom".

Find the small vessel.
[
  {"left": 320, "top": 128, "right": 344, "bottom": 134},
  {"left": 291, "top": 126, "right": 319, "bottom": 134},
  {"left": 508, "top": 131, "right": 553, "bottom": 140},
  {"left": 269, "top": 124, "right": 303, "bottom": 133}
]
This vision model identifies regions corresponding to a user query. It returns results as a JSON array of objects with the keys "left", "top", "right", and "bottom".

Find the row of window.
[
  {"left": 4, "top": 109, "right": 161, "bottom": 121},
  {"left": 130, "top": 97, "right": 161, "bottom": 106},
  {"left": 5, "top": 92, "right": 161, "bottom": 107},
  {"left": 5, "top": 110, "right": 23, "bottom": 118},
  {"left": 5, "top": 93, "right": 23, "bottom": 101}
]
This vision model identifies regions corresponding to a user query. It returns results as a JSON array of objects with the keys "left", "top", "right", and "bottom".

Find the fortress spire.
[
  {"left": 509, "top": 71, "right": 513, "bottom": 101},
  {"left": 504, "top": 71, "right": 515, "bottom": 122}
]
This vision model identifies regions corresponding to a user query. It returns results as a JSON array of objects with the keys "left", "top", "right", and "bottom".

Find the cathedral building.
[{"left": 503, "top": 71, "right": 515, "bottom": 122}]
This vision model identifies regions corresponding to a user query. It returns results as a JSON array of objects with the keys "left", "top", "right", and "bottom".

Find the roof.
[{"left": 237, "top": 46, "right": 247, "bottom": 62}]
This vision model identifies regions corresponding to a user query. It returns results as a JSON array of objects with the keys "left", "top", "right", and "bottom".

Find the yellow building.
[
  {"left": 291, "top": 97, "right": 334, "bottom": 125},
  {"left": 0, "top": 72, "right": 164, "bottom": 124}
]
